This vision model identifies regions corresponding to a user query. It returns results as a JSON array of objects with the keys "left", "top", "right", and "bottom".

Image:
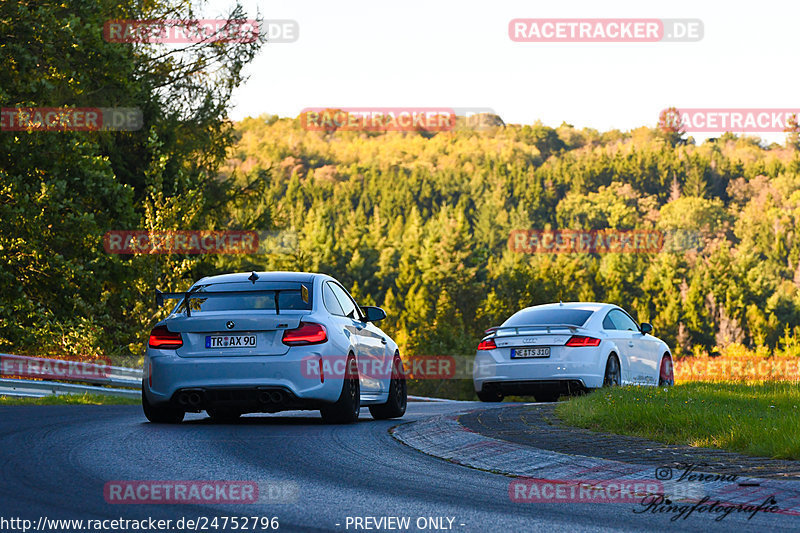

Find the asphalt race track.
[{"left": 0, "top": 402, "right": 797, "bottom": 532}]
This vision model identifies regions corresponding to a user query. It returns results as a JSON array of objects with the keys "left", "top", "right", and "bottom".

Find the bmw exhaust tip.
[
  {"left": 177, "top": 392, "right": 190, "bottom": 406},
  {"left": 258, "top": 391, "right": 272, "bottom": 404},
  {"left": 269, "top": 391, "right": 284, "bottom": 403},
  {"left": 187, "top": 392, "right": 202, "bottom": 407}
]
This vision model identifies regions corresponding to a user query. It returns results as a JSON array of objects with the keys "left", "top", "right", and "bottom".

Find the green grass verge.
[
  {"left": 0, "top": 393, "right": 140, "bottom": 406},
  {"left": 555, "top": 382, "right": 800, "bottom": 460}
]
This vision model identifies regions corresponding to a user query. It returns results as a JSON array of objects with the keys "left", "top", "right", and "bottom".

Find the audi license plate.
[
  {"left": 205, "top": 335, "right": 257, "bottom": 349},
  {"left": 511, "top": 347, "right": 550, "bottom": 358}
]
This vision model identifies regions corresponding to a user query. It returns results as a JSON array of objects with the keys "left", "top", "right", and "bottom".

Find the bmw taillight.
[
  {"left": 282, "top": 322, "right": 328, "bottom": 346},
  {"left": 477, "top": 338, "right": 497, "bottom": 350},
  {"left": 565, "top": 335, "right": 601, "bottom": 347},
  {"left": 148, "top": 325, "right": 183, "bottom": 349}
]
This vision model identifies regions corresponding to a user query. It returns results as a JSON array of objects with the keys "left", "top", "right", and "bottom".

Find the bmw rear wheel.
[
  {"left": 369, "top": 354, "right": 407, "bottom": 420},
  {"left": 321, "top": 354, "right": 360, "bottom": 424},
  {"left": 142, "top": 383, "right": 184, "bottom": 424}
]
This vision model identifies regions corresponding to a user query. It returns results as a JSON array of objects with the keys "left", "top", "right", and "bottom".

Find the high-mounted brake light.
[
  {"left": 484, "top": 327, "right": 498, "bottom": 335},
  {"left": 477, "top": 338, "right": 497, "bottom": 350},
  {"left": 282, "top": 322, "right": 328, "bottom": 346},
  {"left": 148, "top": 325, "right": 183, "bottom": 349},
  {"left": 565, "top": 335, "right": 601, "bottom": 347}
]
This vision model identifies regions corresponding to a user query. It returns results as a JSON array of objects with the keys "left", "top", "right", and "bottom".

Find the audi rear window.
[{"left": 502, "top": 308, "right": 594, "bottom": 327}]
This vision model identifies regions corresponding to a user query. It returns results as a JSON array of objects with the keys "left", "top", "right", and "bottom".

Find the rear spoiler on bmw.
[
  {"left": 155, "top": 285, "right": 309, "bottom": 317},
  {"left": 483, "top": 324, "right": 585, "bottom": 336}
]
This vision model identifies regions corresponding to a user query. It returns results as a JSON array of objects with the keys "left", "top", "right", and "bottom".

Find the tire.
[
  {"left": 603, "top": 354, "right": 621, "bottom": 387},
  {"left": 142, "top": 384, "right": 184, "bottom": 424},
  {"left": 320, "top": 354, "right": 360, "bottom": 424},
  {"left": 476, "top": 390, "right": 503, "bottom": 402},
  {"left": 369, "top": 355, "right": 407, "bottom": 420},
  {"left": 206, "top": 407, "right": 242, "bottom": 423},
  {"left": 534, "top": 391, "right": 561, "bottom": 402},
  {"left": 658, "top": 355, "right": 675, "bottom": 387}
]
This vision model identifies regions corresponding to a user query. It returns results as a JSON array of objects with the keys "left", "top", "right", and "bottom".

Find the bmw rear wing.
[
  {"left": 155, "top": 285, "right": 309, "bottom": 317},
  {"left": 483, "top": 324, "right": 586, "bottom": 337}
]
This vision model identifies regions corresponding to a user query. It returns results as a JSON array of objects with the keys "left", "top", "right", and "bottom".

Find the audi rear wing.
[
  {"left": 484, "top": 324, "right": 587, "bottom": 336},
  {"left": 155, "top": 286, "right": 309, "bottom": 317}
]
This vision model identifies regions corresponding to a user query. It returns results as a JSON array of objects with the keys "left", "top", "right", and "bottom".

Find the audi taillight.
[
  {"left": 477, "top": 338, "right": 497, "bottom": 351},
  {"left": 282, "top": 322, "right": 328, "bottom": 346},
  {"left": 148, "top": 325, "right": 183, "bottom": 349},
  {"left": 565, "top": 335, "right": 601, "bottom": 347}
]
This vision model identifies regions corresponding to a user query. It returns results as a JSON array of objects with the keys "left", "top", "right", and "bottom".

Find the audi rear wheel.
[
  {"left": 603, "top": 354, "right": 621, "bottom": 388},
  {"left": 658, "top": 355, "right": 675, "bottom": 387}
]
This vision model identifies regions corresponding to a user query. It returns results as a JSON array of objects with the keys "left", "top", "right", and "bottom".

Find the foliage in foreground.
[{"left": 555, "top": 382, "right": 800, "bottom": 459}]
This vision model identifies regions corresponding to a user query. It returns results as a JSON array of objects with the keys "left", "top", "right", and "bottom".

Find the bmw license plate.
[
  {"left": 205, "top": 335, "right": 257, "bottom": 348},
  {"left": 511, "top": 347, "right": 550, "bottom": 358}
]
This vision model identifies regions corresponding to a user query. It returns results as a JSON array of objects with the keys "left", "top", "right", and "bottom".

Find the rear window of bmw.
[
  {"left": 503, "top": 308, "right": 594, "bottom": 327},
  {"left": 174, "top": 281, "right": 313, "bottom": 314}
]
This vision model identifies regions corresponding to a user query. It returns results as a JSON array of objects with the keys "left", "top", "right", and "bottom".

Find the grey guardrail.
[
  {"left": 0, "top": 353, "right": 142, "bottom": 399},
  {"left": 109, "top": 365, "right": 143, "bottom": 380},
  {"left": 0, "top": 378, "right": 140, "bottom": 399},
  {"left": 99, "top": 365, "right": 142, "bottom": 388}
]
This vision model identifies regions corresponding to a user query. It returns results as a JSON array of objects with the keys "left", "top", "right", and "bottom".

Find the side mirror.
[
  {"left": 361, "top": 306, "right": 387, "bottom": 323},
  {"left": 640, "top": 322, "right": 653, "bottom": 335}
]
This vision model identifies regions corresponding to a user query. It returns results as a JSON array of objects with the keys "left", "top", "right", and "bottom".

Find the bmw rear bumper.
[
  {"left": 165, "top": 385, "right": 318, "bottom": 413},
  {"left": 144, "top": 347, "right": 343, "bottom": 410}
]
